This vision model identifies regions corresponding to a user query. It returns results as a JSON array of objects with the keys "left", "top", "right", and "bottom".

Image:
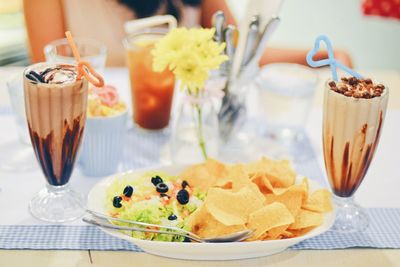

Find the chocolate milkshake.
[
  {"left": 24, "top": 63, "right": 88, "bottom": 186},
  {"left": 323, "top": 77, "right": 389, "bottom": 197}
]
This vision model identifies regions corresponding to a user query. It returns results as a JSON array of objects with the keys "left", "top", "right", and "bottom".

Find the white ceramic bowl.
[
  {"left": 87, "top": 164, "right": 335, "bottom": 260},
  {"left": 79, "top": 110, "right": 127, "bottom": 177}
]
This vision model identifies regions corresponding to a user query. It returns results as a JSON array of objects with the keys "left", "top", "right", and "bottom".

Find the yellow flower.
[
  {"left": 197, "top": 40, "right": 228, "bottom": 69},
  {"left": 152, "top": 28, "right": 191, "bottom": 71},
  {"left": 188, "top": 28, "right": 215, "bottom": 45},
  {"left": 174, "top": 49, "right": 209, "bottom": 92},
  {"left": 152, "top": 27, "right": 228, "bottom": 93}
]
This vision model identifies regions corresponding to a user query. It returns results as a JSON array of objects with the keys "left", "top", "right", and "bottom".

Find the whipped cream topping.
[{"left": 26, "top": 64, "right": 77, "bottom": 84}]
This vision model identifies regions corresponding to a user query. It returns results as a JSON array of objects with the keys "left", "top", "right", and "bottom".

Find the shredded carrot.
[
  {"left": 65, "top": 31, "right": 105, "bottom": 87},
  {"left": 121, "top": 195, "right": 131, "bottom": 202},
  {"left": 186, "top": 186, "right": 193, "bottom": 196},
  {"left": 161, "top": 198, "right": 168, "bottom": 206}
]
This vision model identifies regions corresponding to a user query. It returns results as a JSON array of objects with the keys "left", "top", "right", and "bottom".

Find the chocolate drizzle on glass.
[
  {"left": 324, "top": 112, "right": 384, "bottom": 197},
  {"left": 28, "top": 115, "right": 85, "bottom": 186}
]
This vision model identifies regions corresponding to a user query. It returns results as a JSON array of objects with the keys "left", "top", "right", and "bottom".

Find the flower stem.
[{"left": 195, "top": 104, "right": 208, "bottom": 160}]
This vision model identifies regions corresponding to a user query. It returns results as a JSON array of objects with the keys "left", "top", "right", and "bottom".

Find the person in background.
[{"left": 23, "top": 0, "right": 352, "bottom": 67}]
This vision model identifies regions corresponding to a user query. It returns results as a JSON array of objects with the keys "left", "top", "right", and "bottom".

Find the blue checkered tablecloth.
[
  {"left": 0, "top": 111, "right": 399, "bottom": 251},
  {"left": 1, "top": 208, "right": 399, "bottom": 250}
]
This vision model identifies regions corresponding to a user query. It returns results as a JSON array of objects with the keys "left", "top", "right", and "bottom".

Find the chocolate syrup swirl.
[
  {"left": 325, "top": 111, "right": 384, "bottom": 197},
  {"left": 28, "top": 115, "right": 85, "bottom": 186},
  {"left": 25, "top": 65, "right": 77, "bottom": 84}
]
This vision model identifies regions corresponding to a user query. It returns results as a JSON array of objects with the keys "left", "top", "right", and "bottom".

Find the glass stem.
[{"left": 195, "top": 103, "right": 208, "bottom": 160}]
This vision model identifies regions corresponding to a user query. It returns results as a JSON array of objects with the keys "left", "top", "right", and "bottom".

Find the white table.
[{"left": 0, "top": 67, "right": 399, "bottom": 267}]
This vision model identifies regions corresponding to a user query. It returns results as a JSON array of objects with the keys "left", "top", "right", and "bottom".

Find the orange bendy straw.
[{"left": 65, "top": 31, "right": 104, "bottom": 87}]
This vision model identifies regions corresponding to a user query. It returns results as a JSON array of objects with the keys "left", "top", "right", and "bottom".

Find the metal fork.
[{"left": 83, "top": 209, "right": 253, "bottom": 243}]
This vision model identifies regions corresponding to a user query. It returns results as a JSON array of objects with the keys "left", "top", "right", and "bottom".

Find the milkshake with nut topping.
[{"left": 323, "top": 77, "right": 388, "bottom": 198}]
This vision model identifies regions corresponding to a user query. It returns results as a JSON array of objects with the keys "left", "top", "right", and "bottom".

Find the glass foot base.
[
  {"left": 331, "top": 196, "right": 369, "bottom": 233},
  {"left": 29, "top": 184, "right": 85, "bottom": 223}
]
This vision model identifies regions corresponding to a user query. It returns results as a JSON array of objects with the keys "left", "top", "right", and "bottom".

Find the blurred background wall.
[
  {"left": 0, "top": 0, "right": 28, "bottom": 65},
  {"left": 0, "top": 0, "right": 399, "bottom": 69},
  {"left": 228, "top": 0, "right": 400, "bottom": 70}
]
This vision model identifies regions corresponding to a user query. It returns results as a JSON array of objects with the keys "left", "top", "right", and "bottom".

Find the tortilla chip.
[
  {"left": 179, "top": 159, "right": 227, "bottom": 191},
  {"left": 244, "top": 157, "right": 296, "bottom": 188},
  {"left": 301, "top": 177, "right": 309, "bottom": 192},
  {"left": 228, "top": 164, "right": 253, "bottom": 192},
  {"left": 288, "top": 226, "right": 318, "bottom": 237},
  {"left": 288, "top": 209, "right": 324, "bottom": 230},
  {"left": 264, "top": 184, "right": 306, "bottom": 217},
  {"left": 218, "top": 181, "right": 233, "bottom": 190},
  {"left": 260, "top": 224, "right": 291, "bottom": 240},
  {"left": 247, "top": 183, "right": 266, "bottom": 203},
  {"left": 246, "top": 202, "right": 294, "bottom": 240},
  {"left": 281, "top": 230, "right": 295, "bottom": 239},
  {"left": 300, "top": 177, "right": 309, "bottom": 204},
  {"left": 302, "top": 189, "right": 333, "bottom": 213},
  {"left": 205, "top": 185, "right": 264, "bottom": 225},
  {"left": 187, "top": 204, "right": 246, "bottom": 238},
  {"left": 250, "top": 173, "right": 275, "bottom": 194},
  {"left": 182, "top": 157, "right": 332, "bottom": 242}
]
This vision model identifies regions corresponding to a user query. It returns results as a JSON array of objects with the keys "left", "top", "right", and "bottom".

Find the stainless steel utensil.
[
  {"left": 240, "top": 15, "right": 260, "bottom": 69},
  {"left": 84, "top": 209, "right": 253, "bottom": 243},
  {"left": 222, "top": 24, "right": 238, "bottom": 76},
  {"left": 219, "top": 16, "right": 262, "bottom": 140},
  {"left": 246, "top": 16, "right": 280, "bottom": 68},
  {"left": 212, "top": 11, "right": 226, "bottom": 43},
  {"left": 224, "top": 25, "right": 238, "bottom": 61},
  {"left": 218, "top": 89, "right": 247, "bottom": 140}
]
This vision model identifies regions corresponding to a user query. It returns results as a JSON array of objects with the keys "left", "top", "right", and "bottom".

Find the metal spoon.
[
  {"left": 83, "top": 210, "right": 253, "bottom": 243},
  {"left": 222, "top": 24, "right": 239, "bottom": 76},
  {"left": 240, "top": 15, "right": 260, "bottom": 69},
  {"left": 212, "top": 11, "right": 225, "bottom": 43},
  {"left": 224, "top": 25, "right": 238, "bottom": 61},
  {"left": 246, "top": 16, "right": 280, "bottom": 68}
]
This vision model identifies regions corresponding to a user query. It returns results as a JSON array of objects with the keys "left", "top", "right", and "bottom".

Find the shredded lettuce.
[{"left": 105, "top": 172, "right": 204, "bottom": 242}]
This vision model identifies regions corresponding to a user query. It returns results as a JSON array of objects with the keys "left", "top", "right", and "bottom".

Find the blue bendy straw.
[{"left": 306, "top": 35, "right": 363, "bottom": 81}]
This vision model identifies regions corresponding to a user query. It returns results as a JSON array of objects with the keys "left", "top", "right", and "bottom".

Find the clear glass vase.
[{"left": 171, "top": 96, "right": 219, "bottom": 164}]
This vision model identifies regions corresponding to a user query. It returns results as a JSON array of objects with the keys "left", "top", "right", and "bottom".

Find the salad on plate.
[{"left": 103, "top": 157, "right": 333, "bottom": 242}]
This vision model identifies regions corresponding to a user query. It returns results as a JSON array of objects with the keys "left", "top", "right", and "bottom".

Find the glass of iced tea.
[
  {"left": 123, "top": 29, "right": 175, "bottom": 130},
  {"left": 323, "top": 77, "right": 388, "bottom": 232}
]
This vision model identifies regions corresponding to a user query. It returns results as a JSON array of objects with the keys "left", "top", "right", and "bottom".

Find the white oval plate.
[{"left": 87, "top": 164, "right": 335, "bottom": 261}]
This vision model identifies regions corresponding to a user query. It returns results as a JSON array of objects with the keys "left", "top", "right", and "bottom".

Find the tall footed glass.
[
  {"left": 322, "top": 79, "right": 388, "bottom": 232},
  {"left": 24, "top": 63, "right": 88, "bottom": 222}
]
